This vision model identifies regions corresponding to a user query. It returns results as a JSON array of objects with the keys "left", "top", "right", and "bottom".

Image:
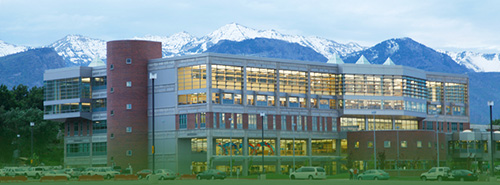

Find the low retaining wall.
[
  {"left": 40, "top": 176, "right": 68, "bottom": 182},
  {"left": 78, "top": 175, "right": 104, "bottom": 181},
  {"left": 115, "top": 174, "right": 138, "bottom": 181},
  {"left": 0, "top": 176, "right": 28, "bottom": 182}
]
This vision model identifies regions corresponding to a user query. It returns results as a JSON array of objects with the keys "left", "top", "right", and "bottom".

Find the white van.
[{"left": 289, "top": 166, "right": 326, "bottom": 180}]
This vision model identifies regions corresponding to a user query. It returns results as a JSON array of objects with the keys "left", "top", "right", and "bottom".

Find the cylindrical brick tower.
[{"left": 106, "top": 40, "right": 162, "bottom": 171}]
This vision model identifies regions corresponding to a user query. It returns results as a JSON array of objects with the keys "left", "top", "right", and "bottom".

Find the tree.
[
  {"left": 377, "top": 151, "right": 386, "bottom": 169},
  {"left": 0, "top": 84, "right": 62, "bottom": 166},
  {"left": 493, "top": 119, "right": 500, "bottom": 125}
]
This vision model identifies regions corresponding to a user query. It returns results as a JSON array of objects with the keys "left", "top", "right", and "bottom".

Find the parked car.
[
  {"left": 446, "top": 169, "right": 478, "bottom": 181},
  {"left": 25, "top": 167, "right": 47, "bottom": 179},
  {"left": 13, "top": 167, "right": 29, "bottom": 176},
  {"left": 93, "top": 168, "right": 120, "bottom": 179},
  {"left": 196, "top": 169, "right": 226, "bottom": 180},
  {"left": 357, "top": 169, "right": 390, "bottom": 180},
  {"left": 421, "top": 167, "right": 451, "bottom": 181},
  {"left": 3, "top": 168, "right": 18, "bottom": 176},
  {"left": 45, "top": 170, "right": 71, "bottom": 180},
  {"left": 289, "top": 166, "right": 326, "bottom": 180},
  {"left": 64, "top": 168, "right": 81, "bottom": 178},
  {"left": 136, "top": 169, "right": 152, "bottom": 179},
  {"left": 146, "top": 169, "right": 176, "bottom": 180}
]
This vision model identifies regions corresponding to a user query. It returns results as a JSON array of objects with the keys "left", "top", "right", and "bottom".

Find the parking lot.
[{"left": 1, "top": 178, "right": 499, "bottom": 185}]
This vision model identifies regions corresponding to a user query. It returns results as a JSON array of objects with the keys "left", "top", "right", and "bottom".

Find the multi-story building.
[{"left": 44, "top": 40, "right": 477, "bottom": 175}]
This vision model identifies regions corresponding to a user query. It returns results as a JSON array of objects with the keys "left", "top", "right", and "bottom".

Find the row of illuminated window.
[
  {"left": 340, "top": 117, "right": 418, "bottom": 131},
  {"left": 181, "top": 113, "right": 338, "bottom": 132},
  {"left": 178, "top": 65, "right": 468, "bottom": 101},
  {"left": 44, "top": 103, "right": 91, "bottom": 115},
  {"left": 191, "top": 138, "right": 342, "bottom": 156},
  {"left": 423, "top": 121, "right": 465, "bottom": 132},
  {"left": 44, "top": 77, "right": 91, "bottom": 101},
  {"left": 211, "top": 93, "right": 340, "bottom": 109},
  {"left": 66, "top": 142, "right": 107, "bottom": 157},
  {"left": 354, "top": 140, "right": 441, "bottom": 149},
  {"left": 343, "top": 99, "right": 426, "bottom": 113},
  {"left": 427, "top": 105, "right": 466, "bottom": 116}
]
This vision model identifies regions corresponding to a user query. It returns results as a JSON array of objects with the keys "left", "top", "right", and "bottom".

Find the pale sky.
[{"left": 1, "top": 0, "right": 499, "bottom": 53}]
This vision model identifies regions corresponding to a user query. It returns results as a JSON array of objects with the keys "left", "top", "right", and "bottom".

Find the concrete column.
[
  {"left": 276, "top": 136, "right": 281, "bottom": 174},
  {"left": 206, "top": 132, "right": 213, "bottom": 169},
  {"left": 243, "top": 134, "right": 249, "bottom": 176},
  {"left": 308, "top": 137, "right": 312, "bottom": 166}
]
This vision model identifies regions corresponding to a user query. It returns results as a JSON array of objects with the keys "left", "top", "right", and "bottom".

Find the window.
[
  {"left": 200, "top": 113, "right": 206, "bottom": 129},
  {"left": 236, "top": 113, "right": 242, "bottom": 129},
  {"left": 312, "top": 117, "right": 317, "bottom": 131},
  {"left": 110, "top": 64, "right": 114, "bottom": 70},
  {"left": 110, "top": 87, "right": 114, "bottom": 93},
  {"left": 126, "top": 58, "right": 132, "bottom": 64},
  {"left": 417, "top": 141, "right": 422, "bottom": 148},
  {"left": 384, "top": 141, "right": 391, "bottom": 148},
  {"left": 211, "top": 65, "right": 243, "bottom": 90},
  {"left": 126, "top": 81, "right": 132, "bottom": 87},
  {"left": 281, "top": 116, "right": 287, "bottom": 130},
  {"left": 126, "top": 150, "right": 132, "bottom": 156},
  {"left": 126, "top": 127, "right": 132, "bottom": 133},
  {"left": 249, "top": 114, "right": 257, "bottom": 129},
  {"left": 179, "top": 114, "right": 187, "bottom": 129},
  {"left": 178, "top": 65, "right": 207, "bottom": 90},
  {"left": 110, "top": 110, "right": 114, "bottom": 116},
  {"left": 355, "top": 141, "right": 359, "bottom": 148},
  {"left": 126, "top": 104, "right": 132, "bottom": 109},
  {"left": 219, "top": 113, "right": 225, "bottom": 129},
  {"left": 428, "top": 142, "right": 432, "bottom": 148},
  {"left": 367, "top": 141, "right": 373, "bottom": 148},
  {"left": 93, "top": 121, "right": 107, "bottom": 134},
  {"left": 110, "top": 133, "right": 114, "bottom": 139},
  {"left": 401, "top": 141, "right": 408, "bottom": 148}
]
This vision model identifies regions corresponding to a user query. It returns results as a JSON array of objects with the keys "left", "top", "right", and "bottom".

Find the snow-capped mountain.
[
  {"left": 441, "top": 50, "right": 500, "bottom": 72},
  {"left": 49, "top": 34, "right": 106, "bottom": 66},
  {"left": 132, "top": 23, "right": 366, "bottom": 59},
  {"left": 0, "top": 40, "right": 28, "bottom": 57}
]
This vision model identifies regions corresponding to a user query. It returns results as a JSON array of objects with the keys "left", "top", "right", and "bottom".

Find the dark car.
[
  {"left": 447, "top": 170, "right": 478, "bottom": 181},
  {"left": 357, "top": 169, "right": 390, "bottom": 180},
  {"left": 196, "top": 169, "right": 226, "bottom": 180},
  {"left": 136, "top": 169, "right": 152, "bottom": 179}
]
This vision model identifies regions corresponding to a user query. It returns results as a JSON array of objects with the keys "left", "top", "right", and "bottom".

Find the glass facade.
[
  {"left": 211, "top": 65, "right": 243, "bottom": 90},
  {"left": 249, "top": 139, "right": 276, "bottom": 156},
  {"left": 280, "top": 139, "right": 307, "bottom": 156},
  {"left": 279, "top": 70, "right": 308, "bottom": 94},
  {"left": 178, "top": 65, "right": 206, "bottom": 90},
  {"left": 44, "top": 103, "right": 91, "bottom": 114},
  {"left": 44, "top": 77, "right": 91, "bottom": 101},
  {"left": 310, "top": 72, "right": 343, "bottom": 95},
  {"left": 247, "top": 67, "right": 276, "bottom": 92},
  {"left": 444, "top": 83, "right": 468, "bottom": 104},
  {"left": 216, "top": 138, "right": 243, "bottom": 156},
  {"left": 178, "top": 93, "right": 207, "bottom": 105}
]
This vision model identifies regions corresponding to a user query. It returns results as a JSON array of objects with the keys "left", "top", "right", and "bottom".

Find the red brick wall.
[
  {"left": 347, "top": 130, "right": 446, "bottom": 161},
  {"left": 106, "top": 40, "right": 162, "bottom": 171}
]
